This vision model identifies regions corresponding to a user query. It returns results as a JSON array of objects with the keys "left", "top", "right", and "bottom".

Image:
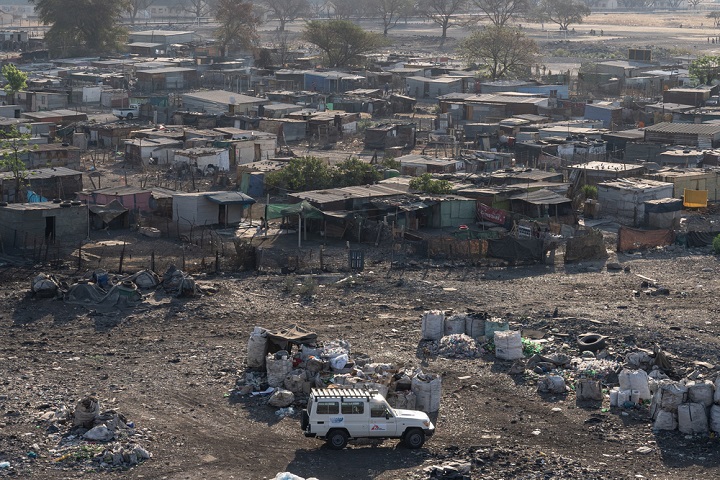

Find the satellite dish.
[{"left": 229, "top": 96, "right": 236, "bottom": 104}]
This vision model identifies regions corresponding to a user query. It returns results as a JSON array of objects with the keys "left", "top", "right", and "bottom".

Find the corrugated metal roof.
[
  {"left": 598, "top": 177, "right": 673, "bottom": 190},
  {"left": 182, "top": 90, "right": 266, "bottom": 106},
  {"left": 204, "top": 192, "right": 256, "bottom": 205},
  {"left": 509, "top": 189, "right": 570, "bottom": 205},
  {"left": 290, "top": 184, "right": 406, "bottom": 205},
  {"left": 644, "top": 122, "right": 720, "bottom": 135},
  {"left": 0, "top": 167, "right": 80, "bottom": 180}
]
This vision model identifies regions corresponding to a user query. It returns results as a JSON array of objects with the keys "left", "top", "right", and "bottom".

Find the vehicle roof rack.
[{"left": 311, "top": 387, "right": 379, "bottom": 401}]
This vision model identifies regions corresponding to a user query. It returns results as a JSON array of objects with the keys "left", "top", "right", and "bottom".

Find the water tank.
[{"left": 384, "top": 169, "right": 400, "bottom": 179}]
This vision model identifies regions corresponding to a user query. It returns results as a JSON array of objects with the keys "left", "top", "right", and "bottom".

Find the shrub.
[{"left": 713, "top": 234, "right": 720, "bottom": 254}]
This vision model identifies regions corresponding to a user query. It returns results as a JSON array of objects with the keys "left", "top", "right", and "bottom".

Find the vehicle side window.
[
  {"left": 370, "top": 404, "right": 386, "bottom": 418},
  {"left": 341, "top": 401, "right": 364, "bottom": 415},
  {"left": 316, "top": 402, "right": 339, "bottom": 414}
]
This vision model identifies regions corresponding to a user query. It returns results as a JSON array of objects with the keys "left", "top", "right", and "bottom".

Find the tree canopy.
[
  {"left": 0, "top": 127, "right": 35, "bottom": 203},
  {"left": 265, "top": 156, "right": 383, "bottom": 193},
  {"left": 302, "top": 20, "right": 388, "bottom": 67},
  {"left": 416, "top": 0, "right": 467, "bottom": 45},
  {"left": 371, "top": 0, "right": 414, "bottom": 35},
  {"left": 30, "top": 0, "right": 129, "bottom": 56},
  {"left": 409, "top": 173, "right": 453, "bottom": 195},
  {"left": 538, "top": 0, "right": 590, "bottom": 30},
  {"left": 262, "top": 0, "right": 309, "bottom": 31},
  {"left": 215, "top": 0, "right": 261, "bottom": 58},
  {"left": 2, "top": 64, "right": 27, "bottom": 95},
  {"left": 458, "top": 26, "right": 538, "bottom": 80},
  {"left": 471, "top": 0, "right": 528, "bottom": 27},
  {"left": 690, "top": 55, "right": 720, "bottom": 85}
]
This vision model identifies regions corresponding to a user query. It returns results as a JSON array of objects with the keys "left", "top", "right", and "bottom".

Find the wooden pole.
[
  {"left": 78, "top": 242, "right": 82, "bottom": 270},
  {"left": 151, "top": 251, "right": 155, "bottom": 272},
  {"left": 118, "top": 241, "right": 126, "bottom": 273}
]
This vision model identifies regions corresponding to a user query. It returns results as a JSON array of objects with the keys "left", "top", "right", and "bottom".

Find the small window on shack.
[
  {"left": 316, "top": 402, "right": 339, "bottom": 415},
  {"left": 341, "top": 401, "right": 364, "bottom": 415}
]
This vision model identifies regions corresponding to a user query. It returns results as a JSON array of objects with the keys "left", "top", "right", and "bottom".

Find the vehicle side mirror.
[{"left": 385, "top": 411, "right": 391, "bottom": 420}]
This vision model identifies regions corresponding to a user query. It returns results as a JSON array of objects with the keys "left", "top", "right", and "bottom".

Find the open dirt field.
[{"left": 2, "top": 235, "right": 720, "bottom": 479}]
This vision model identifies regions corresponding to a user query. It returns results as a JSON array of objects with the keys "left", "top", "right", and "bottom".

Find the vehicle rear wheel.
[
  {"left": 403, "top": 429, "right": 425, "bottom": 449},
  {"left": 126, "top": 113, "right": 133, "bottom": 120},
  {"left": 327, "top": 430, "right": 348, "bottom": 450}
]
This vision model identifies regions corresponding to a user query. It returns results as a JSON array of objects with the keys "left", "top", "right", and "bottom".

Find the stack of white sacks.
[{"left": 611, "top": 367, "right": 720, "bottom": 434}]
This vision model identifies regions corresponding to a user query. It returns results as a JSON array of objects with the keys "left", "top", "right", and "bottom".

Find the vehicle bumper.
[
  {"left": 304, "top": 432, "right": 317, "bottom": 438},
  {"left": 424, "top": 428, "right": 434, "bottom": 437}
]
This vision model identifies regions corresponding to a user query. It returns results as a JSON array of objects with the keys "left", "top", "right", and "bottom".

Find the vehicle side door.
[
  {"left": 368, "top": 401, "right": 397, "bottom": 437},
  {"left": 340, "top": 400, "right": 367, "bottom": 437}
]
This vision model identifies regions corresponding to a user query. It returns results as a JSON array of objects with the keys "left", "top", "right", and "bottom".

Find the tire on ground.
[{"left": 326, "top": 429, "right": 348, "bottom": 450}]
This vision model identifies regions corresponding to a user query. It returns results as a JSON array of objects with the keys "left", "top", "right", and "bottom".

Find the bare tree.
[
  {"left": 372, "top": 0, "right": 414, "bottom": 35},
  {"left": 185, "top": 0, "right": 213, "bottom": 18},
  {"left": 262, "top": 0, "right": 310, "bottom": 31},
  {"left": 215, "top": 0, "right": 261, "bottom": 57},
  {"left": 471, "top": 0, "right": 528, "bottom": 27},
  {"left": 128, "top": 0, "right": 155, "bottom": 23},
  {"left": 330, "top": 0, "right": 359, "bottom": 19},
  {"left": 458, "top": 26, "right": 538, "bottom": 79},
  {"left": 417, "top": 0, "right": 467, "bottom": 45}
]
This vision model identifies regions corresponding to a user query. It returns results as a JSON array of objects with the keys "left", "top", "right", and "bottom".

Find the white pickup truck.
[
  {"left": 112, "top": 105, "right": 140, "bottom": 120},
  {"left": 301, "top": 387, "right": 434, "bottom": 449}
]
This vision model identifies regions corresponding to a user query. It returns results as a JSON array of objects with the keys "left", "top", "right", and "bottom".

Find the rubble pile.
[
  {"left": 437, "top": 334, "right": 479, "bottom": 358},
  {"left": 30, "top": 265, "right": 213, "bottom": 312},
  {"left": 236, "top": 325, "right": 442, "bottom": 413},
  {"left": 28, "top": 395, "right": 153, "bottom": 472}
]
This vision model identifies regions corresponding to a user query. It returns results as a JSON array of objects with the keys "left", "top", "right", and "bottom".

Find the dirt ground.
[{"left": 2, "top": 229, "right": 720, "bottom": 479}]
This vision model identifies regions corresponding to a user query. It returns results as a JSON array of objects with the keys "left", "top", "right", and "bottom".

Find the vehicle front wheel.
[
  {"left": 327, "top": 430, "right": 348, "bottom": 450},
  {"left": 126, "top": 113, "right": 134, "bottom": 120},
  {"left": 403, "top": 429, "right": 425, "bottom": 449}
]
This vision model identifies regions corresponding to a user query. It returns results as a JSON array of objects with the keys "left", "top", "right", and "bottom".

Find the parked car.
[
  {"left": 301, "top": 387, "right": 434, "bottom": 449},
  {"left": 112, "top": 105, "right": 140, "bottom": 120}
]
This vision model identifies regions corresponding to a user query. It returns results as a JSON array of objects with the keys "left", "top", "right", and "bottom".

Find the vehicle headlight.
[{"left": 423, "top": 420, "right": 430, "bottom": 427}]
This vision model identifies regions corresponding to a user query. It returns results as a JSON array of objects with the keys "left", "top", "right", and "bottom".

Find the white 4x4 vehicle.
[{"left": 301, "top": 388, "right": 435, "bottom": 450}]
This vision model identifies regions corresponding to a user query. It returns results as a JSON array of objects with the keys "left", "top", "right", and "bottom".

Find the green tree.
[
  {"left": 409, "top": 173, "right": 452, "bottom": 194},
  {"left": 332, "top": 158, "right": 382, "bottom": 187},
  {"left": 215, "top": 0, "right": 261, "bottom": 58},
  {"left": 538, "top": 0, "right": 590, "bottom": 30},
  {"left": 302, "top": 20, "right": 388, "bottom": 67},
  {"left": 265, "top": 156, "right": 332, "bottom": 192},
  {"left": 690, "top": 55, "right": 720, "bottom": 85},
  {"left": 30, "top": 0, "right": 129, "bottom": 57},
  {"left": 0, "top": 127, "right": 34, "bottom": 203},
  {"left": 458, "top": 26, "right": 538, "bottom": 80},
  {"left": 2, "top": 64, "right": 27, "bottom": 103}
]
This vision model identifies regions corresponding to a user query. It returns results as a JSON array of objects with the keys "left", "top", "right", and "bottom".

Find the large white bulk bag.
[
  {"left": 617, "top": 369, "right": 651, "bottom": 401},
  {"left": 710, "top": 405, "right": 720, "bottom": 433},
  {"left": 421, "top": 310, "right": 445, "bottom": 340},
  {"left": 678, "top": 403, "right": 709, "bottom": 434},
  {"left": 412, "top": 373, "right": 442, "bottom": 413},
  {"left": 653, "top": 410, "right": 677, "bottom": 431},
  {"left": 494, "top": 330, "right": 523, "bottom": 361},
  {"left": 650, "top": 381, "right": 687, "bottom": 419},
  {"left": 713, "top": 376, "right": 720, "bottom": 404},
  {"left": 266, "top": 353, "right": 293, "bottom": 387},
  {"left": 247, "top": 327, "right": 268, "bottom": 370},
  {"left": 688, "top": 381, "right": 714, "bottom": 408},
  {"left": 485, "top": 318, "right": 509, "bottom": 338},
  {"left": 444, "top": 315, "right": 466, "bottom": 337},
  {"left": 393, "top": 390, "right": 417, "bottom": 410},
  {"left": 464, "top": 315, "right": 485, "bottom": 339}
]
